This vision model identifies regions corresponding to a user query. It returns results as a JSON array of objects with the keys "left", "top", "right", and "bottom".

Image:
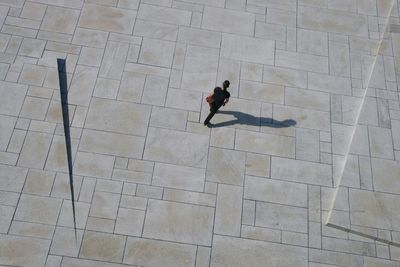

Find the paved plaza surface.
[{"left": 0, "top": 0, "right": 400, "bottom": 266}]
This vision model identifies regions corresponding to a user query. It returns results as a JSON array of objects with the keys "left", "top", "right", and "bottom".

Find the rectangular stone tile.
[
  {"left": 0, "top": 165, "right": 26, "bottom": 193},
  {"left": 112, "top": 169, "right": 152, "bottom": 184},
  {"left": 0, "top": 205, "right": 13, "bottom": 233},
  {"left": 296, "top": 128, "right": 320, "bottom": 162},
  {"left": 79, "top": 130, "right": 144, "bottom": 158},
  {"left": 239, "top": 80, "right": 284, "bottom": 104},
  {"left": 143, "top": 199, "right": 214, "bottom": 246},
  {"left": 99, "top": 41, "right": 129, "bottom": 80},
  {"left": 273, "top": 104, "right": 330, "bottom": 131},
  {"left": 115, "top": 208, "right": 145, "bottom": 236},
  {"left": 244, "top": 176, "right": 307, "bottom": 207},
  {"left": 123, "top": 237, "right": 197, "bottom": 267},
  {"left": 80, "top": 231, "right": 126, "bottom": 263},
  {"left": 19, "top": 64, "right": 47, "bottom": 86},
  {"left": 0, "top": 234, "right": 51, "bottom": 267},
  {"left": 348, "top": 188, "right": 400, "bottom": 232},
  {"left": 50, "top": 227, "right": 84, "bottom": 257},
  {"left": 78, "top": 47, "right": 103, "bottom": 67},
  {"left": 86, "top": 217, "right": 115, "bottom": 234},
  {"left": 309, "top": 72, "right": 352, "bottom": 95},
  {"left": 165, "top": 88, "right": 202, "bottom": 111},
  {"left": 329, "top": 41, "right": 351, "bottom": 77},
  {"left": 178, "top": 27, "right": 221, "bottom": 48},
  {"left": 153, "top": 162, "right": 205, "bottom": 192},
  {"left": 256, "top": 201, "right": 308, "bottom": 233},
  {"left": 211, "top": 235, "right": 308, "bottom": 267},
  {"left": 235, "top": 129, "right": 295, "bottom": 158},
  {"left": 67, "top": 65, "right": 98, "bottom": 106},
  {"left": 79, "top": 4, "right": 136, "bottom": 34},
  {"left": 15, "top": 194, "right": 62, "bottom": 225},
  {"left": 134, "top": 19, "right": 178, "bottom": 41},
  {"left": 215, "top": 184, "right": 243, "bottom": 236},
  {"left": 23, "top": 169, "right": 55, "bottom": 196},
  {"left": 275, "top": 50, "right": 329, "bottom": 73},
  {"left": 221, "top": 33, "right": 275, "bottom": 65},
  {"left": 9, "top": 221, "right": 54, "bottom": 239},
  {"left": 271, "top": 157, "right": 332, "bottom": 186},
  {"left": 74, "top": 152, "right": 114, "bottom": 179},
  {"left": 298, "top": 5, "right": 368, "bottom": 36},
  {"left": 139, "top": 38, "right": 175, "bottom": 68},
  {"left": 141, "top": 75, "right": 169, "bottom": 106},
  {"left": 263, "top": 65, "right": 307, "bottom": 88},
  {"left": 285, "top": 87, "right": 330, "bottom": 111},
  {"left": 50, "top": 172, "right": 83, "bottom": 200},
  {"left": 0, "top": 81, "right": 27, "bottom": 116},
  {"left": 0, "top": 115, "right": 16, "bottom": 151},
  {"left": 18, "top": 131, "right": 52, "bottom": 169},
  {"left": 369, "top": 126, "right": 394, "bottom": 159},
  {"left": 322, "top": 236, "right": 375, "bottom": 256},
  {"left": 120, "top": 195, "right": 147, "bottom": 210},
  {"left": 85, "top": 98, "right": 151, "bottom": 136},
  {"left": 371, "top": 158, "right": 400, "bottom": 195},
  {"left": 89, "top": 191, "right": 120, "bottom": 219},
  {"left": 163, "top": 189, "right": 216, "bottom": 207},
  {"left": 309, "top": 248, "right": 363, "bottom": 266},
  {"left": 206, "top": 147, "right": 246, "bottom": 186},
  {"left": 44, "top": 135, "right": 79, "bottom": 173},
  {"left": 19, "top": 38, "right": 46, "bottom": 58},
  {"left": 255, "top": 21, "right": 286, "bottom": 41},
  {"left": 136, "top": 184, "right": 163, "bottom": 199},
  {"left": 58, "top": 200, "right": 90, "bottom": 229},
  {"left": 20, "top": 96, "right": 49, "bottom": 120},
  {"left": 117, "top": 71, "right": 145, "bottom": 103},
  {"left": 137, "top": 4, "right": 191, "bottom": 25},
  {"left": 297, "top": 28, "right": 328, "bottom": 56},
  {"left": 144, "top": 127, "right": 209, "bottom": 168},
  {"left": 150, "top": 106, "right": 187, "bottom": 131},
  {"left": 72, "top": 28, "right": 108, "bottom": 48},
  {"left": 40, "top": 6, "right": 79, "bottom": 35},
  {"left": 202, "top": 6, "right": 255, "bottom": 36}
]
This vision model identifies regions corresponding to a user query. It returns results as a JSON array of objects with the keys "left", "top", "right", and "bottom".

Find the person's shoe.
[{"left": 204, "top": 121, "right": 209, "bottom": 126}]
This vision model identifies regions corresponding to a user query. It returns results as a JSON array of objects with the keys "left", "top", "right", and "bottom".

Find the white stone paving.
[{"left": 0, "top": 0, "right": 399, "bottom": 266}]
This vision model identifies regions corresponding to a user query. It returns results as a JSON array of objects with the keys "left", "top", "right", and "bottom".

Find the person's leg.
[{"left": 204, "top": 104, "right": 218, "bottom": 125}]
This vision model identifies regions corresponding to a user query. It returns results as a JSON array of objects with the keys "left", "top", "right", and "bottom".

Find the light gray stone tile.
[
  {"left": 58, "top": 200, "right": 90, "bottom": 229},
  {"left": 0, "top": 164, "right": 27, "bottom": 192},
  {"left": 123, "top": 237, "right": 197, "bottom": 267},
  {"left": 245, "top": 153, "right": 270, "bottom": 177},
  {"left": 78, "top": 47, "right": 103, "bottom": 67},
  {"left": 0, "top": 205, "right": 13, "bottom": 233},
  {"left": 263, "top": 65, "right": 307, "bottom": 88},
  {"left": 134, "top": 19, "right": 178, "bottom": 41},
  {"left": 271, "top": 157, "right": 332, "bottom": 186},
  {"left": 275, "top": 50, "right": 328, "bottom": 73},
  {"left": 0, "top": 234, "right": 51, "bottom": 267},
  {"left": 211, "top": 235, "right": 308, "bottom": 267},
  {"left": 298, "top": 5, "right": 368, "bottom": 36},
  {"left": 99, "top": 41, "right": 129, "bottom": 80},
  {"left": 371, "top": 158, "right": 400, "bottom": 194},
  {"left": 240, "top": 62, "right": 263, "bottom": 82},
  {"left": 241, "top": 225, "right": 281, "bottom": 243},
  {"left": 23, "top": 169, "right": 55, "bottom": 196},
  {"left": 369, "top": 126, "right": 394, "bottom": 159},
  {"left": 0, "top": 115, "right": 16, "bottom": 151},
  {"left": 202, "top": 6, "right": 255, "bottom": 36},
  {"left": 15, "top": 194, "right": 62, "bottom": 225},
  {"left": 120, "top": 195, "right": 147, "bottom": 210},
  {"left": 96, "top": 180, "right": 123, "bottom": 194},
  {"left": 50, "top": 172, "right": 83, "bottom": 200},
  {"left": 18, "top": 131, "right": 52, "bottom": 169},
  {"left": 285, "top": 87, "right": 330, "bottom": 111},
  {"left": 143, "top": 199, "right": 214, "bottom": 246},
  {"left": 137, "top": 4, "right": 191, "bottom": 25},
  {"left": 136, "top": 184, "right": 163, "bottom": 199},
  {"left": 20, "top": 96, "right": 49, "bottom": 120},
  {"left": 210, "top": 127, "right": 235, "bottom": 149},
  {"left": 163, "top": 188, "right": 216, "bottom": 207},
  {"left": 20, "top": 2, "right": 46, "bottom": 20},
  {"left": 221, "top": 33, "right": 275, "bottom": 65},
  {"left": 153, "top": 162, "right": 205, "bottom": 192},
  {"left": 255, "top": 22, "right": 286, "bottom": 41},
  {"left": 274, "top": 104, "right": 330, "bottom": 131},
  {"left": 141, "top": 75, "right": 169, "bottom": 106},
  {"left": 72, "top": 28, "right": 108, "bottom": 48},
  {"left": 115, "top": 208, "right": 145, "bottom": 236},
  {"left": 245, "top": 176, "right": 307, "bottom": 207},
  {"left": 93, "top": 78, "right": 120, "bottom": 99},
  {"left": 206, "top": 147, "right": 246, "bottom": 186},
  {"left": 89, "top": 191, "right": 120, "bottom": 219},
  {"left": 298, "top": 28, "right": 328, "bottom": 56},
  {"left": 80, "top": 231, "right": 126, "bottom": 263},
  {"left": 68, "top": 65, "right": 98, "bottom": 106},
  {"left": 144, "top": 127, "right": 209, "bottom": 168},
  {"left": 41, "top": 6, "right": 80, "bottom": 34},
  {"left": 150, "top": 106, "right": 187, "bottom": 131},
  {"left": 296, "top": 128, "right": 320, "bottom": 162},
  {"left": 44, "top": 135, "right": 79, "bottom": 173},
  {"left": 256, "top": 201, "right": 308, "bottom": 233},
  {"left": 235, "top": 129, "right": 295, "bottom": 158},
  {"left": 329, "top": 41, "right": 351, "bottom": 77},
  {"left": 74, "top": 152, "right": 114, "bottom": 179},
  {"left": 19, "top": 38, "right": 46, "bottom": 58},
  {"left": 78, "top": 4, "right": 136, "bottom": 34},
  {"left": 50, "top": 227, "right": 84, "bottom": 257},
  {"left": 178, "top": 27, "right": 221, "bottom": 48},
  {"left": 117, "top": 71, "right": 146, "bottom": 103},
  {"left": 112, "top": 169, "right": 152, "bottom": 184},
  {"left": 239, "top": 80, "right": 284, "bottom": 104},
  {"left": 9, "top": 221, "right": 55, "bottom": 240},
  {"left": 85, "top": 98, "right": 151, "bottom": 136},
  {"left": 215, "top": 184, "right": 242, "bottom": 236},
  {"left": 309, "top": 72, "right": 352, "bottom": 95},
  {"left": 19, "top": 64, "right": 47, "bottom": 86},
  {"left": 86, "top": 217, "right": 115, "bottom": 234},
  {"left": 165, "top": 88, "right": 202, "bottom": 111}
]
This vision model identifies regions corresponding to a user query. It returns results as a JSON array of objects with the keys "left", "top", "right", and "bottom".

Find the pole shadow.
[
  {"left": 57, "top": 58, "right": 77, "bottom": 239},
  {"left": 209, "top": 110, "right": 296, "bottom": 128}
]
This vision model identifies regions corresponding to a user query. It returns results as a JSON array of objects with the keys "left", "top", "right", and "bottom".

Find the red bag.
[{"left": 206, "top": 93, "right": 214, "bottom": 106}]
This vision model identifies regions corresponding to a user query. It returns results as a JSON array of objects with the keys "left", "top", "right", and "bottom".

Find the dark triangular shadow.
[
  {"left": 57, "top": 58, "right": 77, "bottom": 240},
  {"left": 210, "top": 110, "right": 296, "bottom": 128}
]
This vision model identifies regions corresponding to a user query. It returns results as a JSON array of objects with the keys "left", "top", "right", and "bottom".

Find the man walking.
[{"left": 204, "top": 80, "right": 230, "bottom": 126}]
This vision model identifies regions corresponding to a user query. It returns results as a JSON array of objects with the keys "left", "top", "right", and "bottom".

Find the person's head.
[{"left": 222, "top": 80, "right": 230, "bottom": 90}]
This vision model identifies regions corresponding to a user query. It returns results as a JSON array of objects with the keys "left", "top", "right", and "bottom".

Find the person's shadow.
[{"left": 210, "top": 110, "right": 296, "bottom": 128}]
